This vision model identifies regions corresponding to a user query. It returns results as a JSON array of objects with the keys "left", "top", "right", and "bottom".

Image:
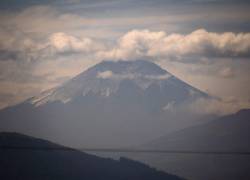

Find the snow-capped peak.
[{"left": 30, "top": 60, "right": 201, "bottom": 107}]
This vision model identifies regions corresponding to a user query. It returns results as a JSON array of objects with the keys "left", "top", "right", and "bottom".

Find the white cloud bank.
[
  {"left": 0, "top": 30, "right": 104, "bottom": 62},
  {"left": 1, "top": 28, "right": 250, "bottom": 63},
  {"left": 98, "top": 29, "right": 250, "bottom": 60},
  {"left": 48, "top": 32, "right": 103, "bottom": 54}
]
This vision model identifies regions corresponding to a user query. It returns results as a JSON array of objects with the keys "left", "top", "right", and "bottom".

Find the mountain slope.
[
  {"left": 126, "top": 109, "right": 250, "bottom": 180},
  {"left": 144, "top": 109, "right": 250, "bottom": 151},
  {"left": 29, "top": 60, "right": 207, "bottom": 106},
  {"left": 0, "top": 60, "right": 211, "bottom": 148},
  {"left": 0, "top": 132, "right": 184, "bottom": 180}
]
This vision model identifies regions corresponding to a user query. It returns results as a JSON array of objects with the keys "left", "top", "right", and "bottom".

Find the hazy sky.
[{"left": 0, "top": 0, "right": 250, "bottom": 110}]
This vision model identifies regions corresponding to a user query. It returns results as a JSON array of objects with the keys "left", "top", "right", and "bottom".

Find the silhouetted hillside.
[{"left": 0, "top": 132, "right": 184, "bottom": 180}]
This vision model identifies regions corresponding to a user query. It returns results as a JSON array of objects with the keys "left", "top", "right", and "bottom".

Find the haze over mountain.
[
  {"left": 124, "top": 109, "right": 250, "bottom": 180},
  {"left": 144, "top": 109, "right": 250, "bottom": 151},
  {"left": 0, "top": 1, "right": 249, "bottom": 180},
  {"left": 0, "top": 132, "right": 184, "bottom": 180},
  {"left": 0, "top": 60, "right": 211, "bottom": 148}
]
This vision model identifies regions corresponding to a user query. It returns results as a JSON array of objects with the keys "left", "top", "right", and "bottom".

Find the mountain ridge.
[{"left": 0, "top": 132, "right": 184, "bottom": 180}]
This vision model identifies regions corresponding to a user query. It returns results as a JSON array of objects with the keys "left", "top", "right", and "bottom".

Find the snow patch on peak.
[
  {"left": 100, "top": 88, "right": 111, "bottom": 97},
  {"left": 162, "top": 101, "right": 176, "bottom": 112},
  {"left": 30, "top": 88, "right": 72, "bottom": 107},
  {"left": 30, "top": 88, "right": 56, "bottom": 106}
]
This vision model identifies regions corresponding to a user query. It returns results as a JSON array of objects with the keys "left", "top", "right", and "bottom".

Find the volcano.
[{"left": 0, "top": 60, "right": 210, "bottom": 148}]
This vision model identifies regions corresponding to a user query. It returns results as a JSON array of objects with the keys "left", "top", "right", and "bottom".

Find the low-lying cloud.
[
  {"left": 97, "top": 70, "right": 172, "bottom": 80},
  {"left": 185, "top": 97, "right": 250, "bottom": 116}
]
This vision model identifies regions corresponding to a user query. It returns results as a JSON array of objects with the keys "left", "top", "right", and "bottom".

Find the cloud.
[
  {"left": 97, "top": 30, "right": 166, "bottom": 60},
  {"left": 0, "top": 6, "right": 90, "bottom": 34},
  {"left": 99, "top": 29, "right": 250, "bottom": 61},
  {"left": 48, "top": 32, "right": 103, "bottom": 54},
  {"left": 0, "top": 28, "right": 46, "bottom": 62},
  {"left": 3, "top": 26, "right": 250, "bottom": 64},
  {"left": 97, "top": 70, "right": 113, "bottom": 79},
  {"left": 1, "top": 4, "right": 249, "bottom": 62},
  {"left": 97, "top": 70, "right": 171, "bottom": 80},
  {"left": 218, "top": 67, "right": 234, "bottom": 78},
  {"left": 0, "top": 28, "right": 103, "bottom": 62},
  {"left": 185, "top": 97, "right": 250, "bottom": 116},
  {"left": 2, "top": 26, "right": 250, "bottom": 63}
]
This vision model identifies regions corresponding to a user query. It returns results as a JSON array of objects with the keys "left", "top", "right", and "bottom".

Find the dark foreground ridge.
[{"left": 0, "top": 132, "right": 184, "bottom": 180}]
